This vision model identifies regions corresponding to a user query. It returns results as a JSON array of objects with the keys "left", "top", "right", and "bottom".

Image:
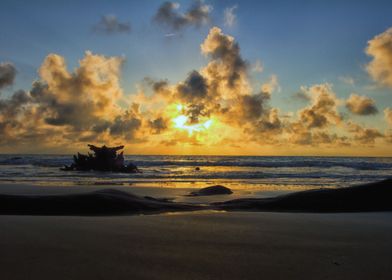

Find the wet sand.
[
  {"left": 1, "top": 179, "right": 392, "bottom": 215},
  {"left": 0, "top": 212, "right": 391, "bottom": 280}
]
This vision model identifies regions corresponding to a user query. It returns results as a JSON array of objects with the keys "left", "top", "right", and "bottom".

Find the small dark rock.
[
  {"left": 195, "top": 167, "right": 200, "bottom": 171},
  {"left": 189, "top": 185, "right": 233, "bottom": 196}
]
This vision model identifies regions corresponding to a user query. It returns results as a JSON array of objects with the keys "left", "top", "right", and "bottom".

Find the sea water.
[{"left": 0, "top": 155, "right": 391, "bottom": 191}]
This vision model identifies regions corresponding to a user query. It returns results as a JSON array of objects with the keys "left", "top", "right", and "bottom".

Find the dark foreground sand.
[
  {"left": 1, "top": 211, "right": 391, "bottom": 280},
  {"left": 1, "top": 179, "right": 392, "bottom": 279}
]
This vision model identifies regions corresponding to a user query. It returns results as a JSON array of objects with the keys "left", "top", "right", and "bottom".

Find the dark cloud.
[
  {"left": 109, "top": 111, "right": 142, "bottom": 140},
  {"left": 185, "top": 103, "right": 210, "bottom": 124},
  {"left": 93, "top": 15, "right": 131, "bottom": 34},
  {"left": 0, "top": 90, "right": 31, "bottom": 119},
  {"left": 153, "top": 0, "right": 211, "bottom": 31},
  {"left": 239, "top": 91, "right": 270, "bottom": 121},
  {"left": 149, "top": 117, "right": 168, "bottom": 134},
  {"left": 0, "top": 63, "right": 17, "bottom": 90},
  {"left": 177, "top": 70, "right": 208, "bottom": 102},
  {"left": 347, "top": 122, "right": 383, "bottom": 145},
  {"left": 292, "top": 91, "right": 311, "bottom": 102},
  {"left": 346, "top": 94, "right": 378, "bottom": 115},
  {"left": 201, "top": 27, "right": 248, "bottom": 89}
]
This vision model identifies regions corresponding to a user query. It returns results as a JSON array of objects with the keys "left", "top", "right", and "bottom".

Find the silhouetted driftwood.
[{"left": 61, "top": 144, "right": 140, "bottom": 173}]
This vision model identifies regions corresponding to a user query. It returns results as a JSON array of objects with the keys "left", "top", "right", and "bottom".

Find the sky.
[{"left": 0, "top": 0, "right": 392, "bottom": 155}]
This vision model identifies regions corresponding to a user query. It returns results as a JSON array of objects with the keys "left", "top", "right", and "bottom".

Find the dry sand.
[{"left": 1, "top": 211, "right": 392, "bottom": 280}]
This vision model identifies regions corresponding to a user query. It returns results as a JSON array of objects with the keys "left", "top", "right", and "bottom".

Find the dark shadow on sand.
[
  {"left": 215, "top": 178, "right": 392, "bottom": 212},
  {"left": 0, "top": 189, "right": 201, "bottom": 216},
  {"left": 0, "top": 179, "right": 391, "bottom": 215}
]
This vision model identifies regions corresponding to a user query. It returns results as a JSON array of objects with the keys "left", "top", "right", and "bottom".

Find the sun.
[{"left": 171, "top": 104, "right": 213, "bottom": 135}]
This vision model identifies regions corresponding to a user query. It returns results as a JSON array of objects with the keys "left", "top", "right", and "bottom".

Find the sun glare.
[{"left": 172, "top": 104, "right": 213, "bottom": 135}]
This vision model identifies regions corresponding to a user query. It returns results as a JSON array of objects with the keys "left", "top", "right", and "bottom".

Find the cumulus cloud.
[
  {"left": 297, "top": 84, "right": 341, "bottom": 129},
  {"left": 2, "top": 25, "right": 390, "bottom": 152},
  {"left": 239, "top": 91, "right": 270, "bottom": 121},
  {"left": 93, "top": 15, "right": 131, "bottom": 34},
  {"left": 366, "top": 27, "right": 392, "bottom": 88},
  {"left": 0, "top": 52, "right": 147, "bottom": 149},
  {"left": 140, "top": 26, "right": 283, "bottom": 146},
  {"left": 201, "top": 26, "right": 248, "bottom": 91},
  {"left": 149, "top": 117, "right": 168, "bottom": 134},
  {"left": 0, "top": 63, "right": 17, "bottom": 90},
  {"left": 384, "top": 107, "right": 392, "bottom": 126},
  {"left": 153, "top": 0, "right": 212, "bottom": 31},
  {"left": 224, "top": 5, "right": 237, "bottom": 27},
  {"left": 346, "top": 94, "right": 378, "bottom": 115},
  {"left": 283, "top": 84, "right": 351, "bottom": 147},
  {"left": 176, "top": 70, "right": 208, "bottom": 102},
  {"left": 347, "top": 122, "right": 383, "bottom": 145},
  {"left": 143, "top": 27, "right": 385, "bottom": 149}
]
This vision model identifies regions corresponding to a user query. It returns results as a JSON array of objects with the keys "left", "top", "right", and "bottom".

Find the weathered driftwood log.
[{"left": 60, "top": 144, "right": 140, "bottom": 173}]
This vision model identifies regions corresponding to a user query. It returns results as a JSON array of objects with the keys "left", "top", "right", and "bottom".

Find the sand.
[
  {"left": 0, "top": 211, "right": 391, "bottom": 280},
  {"left": 1, "top": 179, "right": 392, "bottom": 215},
  {"left": 1, "top": 181, "right": 392, "bottom": 279}
]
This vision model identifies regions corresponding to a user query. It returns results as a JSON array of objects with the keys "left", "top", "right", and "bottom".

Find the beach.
[
  {"left": 1, "top": 211, "right": 392, "bottom": 280},
  {"left": 1, "top": 181, "right": 392, "bottom": 279},
  {"left": 2, "top": 1, "right": 392, "bottom": 278}
]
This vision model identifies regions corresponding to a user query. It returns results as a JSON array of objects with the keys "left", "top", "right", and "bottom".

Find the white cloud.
[{"left": 224, "top": 5, "right": 238, "bottom": 28}]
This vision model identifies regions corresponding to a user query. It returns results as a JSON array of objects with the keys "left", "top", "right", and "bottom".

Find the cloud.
[
  {"left": 347, "top": 122, "right": 383, "bottom": 145},
  {"left": 292, "top": 91, "right": 311, "bottom": 102},
  {"left": 224, "top": 5, "right": 237, "bottom": 28},
  {"left": 283, "top": 84, "right": 350, "bottom": 147},
  {"left": 0, "top": 51, "right": 148, "bottom": 149},
  {"left": 176, "top": 70, "right": 208, "bottom": 102},
  {"left": 0, "top": 63, "right": 17, "bottom": 90},
  {"left": 93, "top": 15, "right": 131, "bottom": 34},
  {"left": 149, "top": 117, "right": 168, "bottom": 134},
  {"left": 297, "top": 84, "right": 341, "bottom": 129},
  {"left": 366, "top": 27, "right": 392, "bottom": 88},
  {"left": 339, "top": 76, "right": 355, "bottom": 86},
  {"left": 252, "top": 60, "right": 263, "bottom": 73},
  {"left": 153, "top": 0, "right": 212, "bottom": 31},
  {"left": 239, "top": 91, "right": 270, "bottom": 121},
  {"left": 345, "top": 94, "right": 378, "bottom": 115},
  {"left": 384, "top": 107, "right": 392, "bottom": 126},
  {"left": 261, "top": 75, "right": 279, "bottom": 94},
  {"left": 109, "top": 109, "right": 142, "bottom": 140},
  {"left": 201, "top": 26, "right": 248, "bottom": 90},
  {"left": 35, "top": 51, "right": 125, "bottom": 129},
  {"left": 2, "top": 25, "right": 390, "bottom": 152}
]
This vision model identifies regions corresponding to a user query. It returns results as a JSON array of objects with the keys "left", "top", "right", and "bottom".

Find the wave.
[{"left": 0, "top": 155, "right": 392, "bottom": 171}]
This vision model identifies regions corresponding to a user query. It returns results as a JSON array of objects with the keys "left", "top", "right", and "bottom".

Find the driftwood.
[{"left": 61, "top": 144, "right": 140, "bottom": 173}]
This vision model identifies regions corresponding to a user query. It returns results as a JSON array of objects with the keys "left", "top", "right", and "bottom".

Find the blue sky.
[
  {"left": 0, "top": 0, "right": 391, "bottom": 154},
  {"left": 1, "top": 0, "right": 391, "bottom": 94}
]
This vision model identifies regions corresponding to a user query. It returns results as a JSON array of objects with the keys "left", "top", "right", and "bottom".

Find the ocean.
[{"left": 0, "top": 155, "right": 391, "bottom": 191}]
